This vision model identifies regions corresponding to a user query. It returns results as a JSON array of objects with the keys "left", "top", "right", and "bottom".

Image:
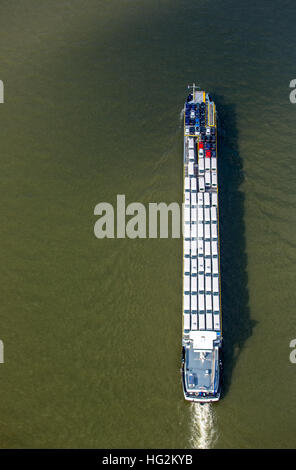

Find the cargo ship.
[{"left": 181, "top": 84, "right": 222, "bottom": 403}]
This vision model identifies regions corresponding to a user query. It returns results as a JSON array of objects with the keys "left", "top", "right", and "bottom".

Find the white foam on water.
[
  {"left": 180, "top": 106, "right": 185, "bottom": 123},
  {"left": 189, "top": 403, "right": 218, "bottom": 449}
]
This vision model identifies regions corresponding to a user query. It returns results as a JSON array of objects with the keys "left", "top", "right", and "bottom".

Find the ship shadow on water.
[{"left": 211, "top": 94, "right": 256, "bottom": 399}]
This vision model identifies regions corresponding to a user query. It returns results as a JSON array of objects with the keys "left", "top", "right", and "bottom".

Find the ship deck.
[{"left": 181, "top": 88, "right": 222, "bottom": 402}]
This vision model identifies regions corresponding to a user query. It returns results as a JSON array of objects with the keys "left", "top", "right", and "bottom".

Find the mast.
[{"left": 187, "top": 82, "right": 200, "bottom": 100}]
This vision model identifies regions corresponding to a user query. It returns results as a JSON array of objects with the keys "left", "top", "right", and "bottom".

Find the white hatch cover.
[{"left": 189, "top": 330, "right": 218, "bottom": 350}]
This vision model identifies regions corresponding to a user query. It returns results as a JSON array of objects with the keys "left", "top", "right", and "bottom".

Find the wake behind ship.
[{"left": 181, "top": 85, "right": 222, "bottom": 403}]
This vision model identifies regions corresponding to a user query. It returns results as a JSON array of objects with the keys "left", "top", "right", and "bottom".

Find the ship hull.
[{"left": 181, "top": 87, "right": 222, "bottom": 403}]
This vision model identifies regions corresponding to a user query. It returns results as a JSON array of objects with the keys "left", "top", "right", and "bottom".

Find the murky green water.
[{"left": 0, "top": 0, "right": 295, "bottom": 448}]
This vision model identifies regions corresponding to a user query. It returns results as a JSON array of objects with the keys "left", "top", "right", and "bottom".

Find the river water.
[{"left": 0, "top": 0, "right": 295, "bottom": 448}]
